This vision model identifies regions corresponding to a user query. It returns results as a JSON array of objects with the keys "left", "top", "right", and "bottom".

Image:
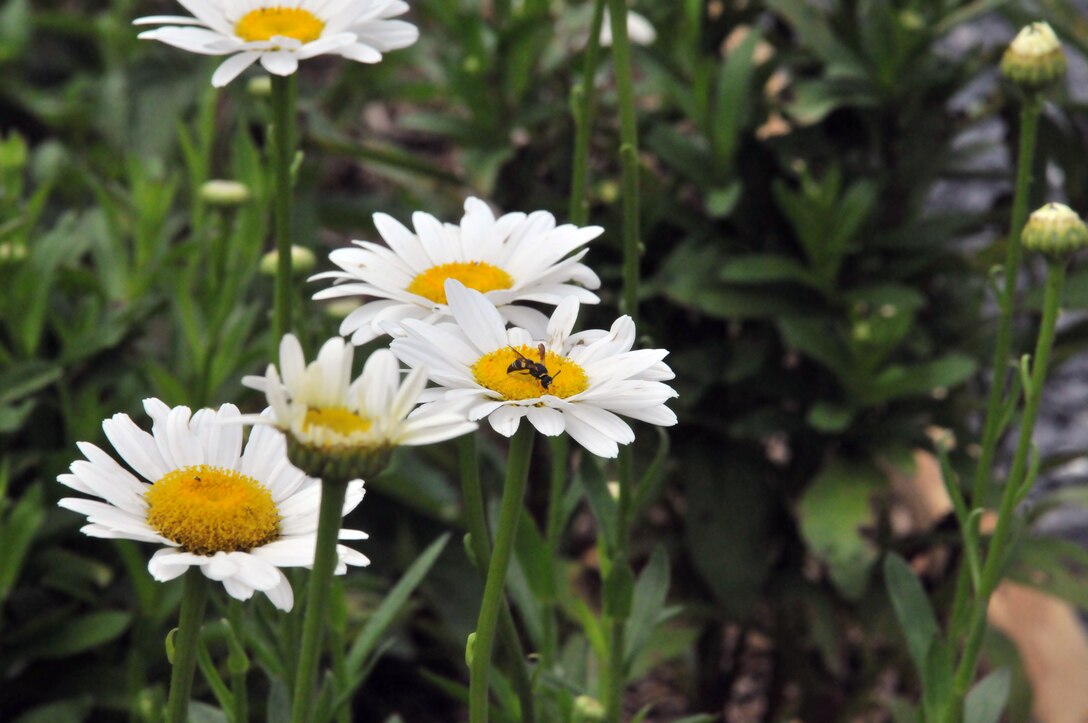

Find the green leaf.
[
  {"left": 778, "top": 315, "right": 850, "bottom": 374},
  {"left": 16, "top": 611, "right": 132, "bottom": 662},
  {"left": 922, "top": 638, "right": 954, "bottom": 721},
  {"left": 718, "top": 254, "right": 820, "bottom": 288},
  {"left": 578, "top": 454, "right": 617, "bottom": 550},
  {"left": 11, "top": 697, "right": 93, "bottom": 723},
  {"left": 706, "top": 184, "right": 742, "bottom": 219},
  {"left": 513, "top": 508, "right": 556, "bottom": 602},
  {"left": 806, "top": 401, "right": 854, "bottom": 432},
  {"left": 345, "top": 533, "right": 450, "bottom": 676},
  {"left": 964, "top": 668, "right": 1011, "bottom": 723},
  {"left": 797, "top": 460, "right": 883, "bottom": 600},
  {"left": 0, "top": 483, "right": 44, "bottom": 601},
  {"left": 866, "top": 353, "right": 976, "bottom": 403},
  {"left": 624, "top": 546, "right": 669, "bottom": 665},
  {"left": 883, "top": 553, "right": 940, "bottom": 677},
  {"left": 713, "top": 29, "right": 760, "bottom": 167}
]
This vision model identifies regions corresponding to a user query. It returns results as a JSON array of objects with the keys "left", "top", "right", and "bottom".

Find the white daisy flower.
[
  {"left": 242, "top": 335, "right": 477, "bottom": 478},
  {"left": 57, "top": 399, "right": 368, "bottom": 612},
  {"left": 134, "top": 0, "right": 420, "bottom": 88},
  {"left": 389, "top": 280, "right": 677, "bottom": 459},
  {"left": 310, "top": 197, "right": 604, "bottom": 345}
]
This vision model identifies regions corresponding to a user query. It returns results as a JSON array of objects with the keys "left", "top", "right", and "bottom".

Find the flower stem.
[
  {"left": 607, "top": 0, "right": 641, "bottom": 324},
  {"left": 270, "top": 74, "right": 297, "bottom": 346},
  {"left": 947, "top": 258, "right": 1066, "bottom": 717},
  {"left": 949, "top": 96, "right": 1042, "bottom": 641},
  {"left": 569, "top": 0, "right": 607, "bottom": 226},
  {"left": 457, "top": 436, "right": 536, "bottom": 723},
  {"left": 165, "top": 570, "right": 210, "bottom": 723},
  {"left": 290, "top": 479, "right": 349, "bottom": 723},
  {"left": 468, "top": 425, "right": 535, "bottom": 723},
  {"left": 604, "top": 446, "right": 634, "bottom": 723}
]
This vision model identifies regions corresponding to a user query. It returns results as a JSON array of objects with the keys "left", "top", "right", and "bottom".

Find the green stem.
[
  {"left": 468, "top": 426, "right": 535, "bottom": 723},
  {"left": 542, "top": 435, "right": 569, "bottom": 664},
  {"left": 604, "top": 446, "right": 635, "bottom": 723},
  {"left": 165, "top": 571, "right": 210, "bottom": 723},
  {"left": 948, "top": 95, "right": 1041, "bottom": 652},
  {"left": 968, "top": 98, "right": 1042, "bottom": 510},
  {"left": 569, "top": 0, "right": 607, "bottom": 225},
  {"left": 290, "top": 480, "right": 349, "bottom": 723},
  {"left": 948, "top": 259, "right": 1066, "bottom": 715},
  {"left": 227, "top": 599, "right": 248, "bottom": 723},
  {"left": 607, "top": 0, "right": 641, "bottom": 324},
  {"left": 457, "top": 436, "right": 536, "bottom": 723},
  {"left": 270, "top": 74, "right": 297, "bottom": 345}
]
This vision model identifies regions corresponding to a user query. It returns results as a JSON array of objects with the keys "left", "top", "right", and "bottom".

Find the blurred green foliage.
[{"left": 6, "top": 0, "right": 1088, "bottom": 720}]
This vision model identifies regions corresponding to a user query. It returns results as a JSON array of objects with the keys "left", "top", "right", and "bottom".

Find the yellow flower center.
[
  {"left": 406, "top": 262, "right": 514, "bottom": 304},
  {"left": 235, "top": 7, "right": 325, "bottom": 44},
  {"left": 304, "top": 406, "right": 373, "bottom": 438},
  {"left": 471, "top": 344, "right": 589, "bottom": 401},
  {"left": 145, "top": 465, "right": 280, "bottom": 555}
]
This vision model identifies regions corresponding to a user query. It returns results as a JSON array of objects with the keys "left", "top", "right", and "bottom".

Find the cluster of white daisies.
[{"left": 59, "top": 1, "right": 675, "bottom": 611}]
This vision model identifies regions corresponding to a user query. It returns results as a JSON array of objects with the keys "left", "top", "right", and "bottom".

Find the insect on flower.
[{"left": 507, "top": 344, "right": 562, "bottom": 390}]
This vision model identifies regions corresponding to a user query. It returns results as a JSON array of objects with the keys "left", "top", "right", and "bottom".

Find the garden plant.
[{"left": 4, "top": 0, "right": 1088, "bottom": 722}]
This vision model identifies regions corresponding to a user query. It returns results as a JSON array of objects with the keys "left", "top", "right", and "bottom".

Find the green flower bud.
[
  {"left": 247, "top": 75, "right": 272, "bottom": 98},
  {"left": 286, "top": 436, "right": 393, "bottom": 484},
  {"left": 573, "top": 695, "right": 606, "bottom": 722},
  {"left": 200, "top": 179, "right": 252, "bottom": 207},
  {"left": 1001, "top": 22, "right": 1066, "bottom": 92},
  {"left": 1020, "top": 203, "right": 1088, "bottom": 257},
  {"left": 260, "top": 245, "right": 316, "bottom": 276}
]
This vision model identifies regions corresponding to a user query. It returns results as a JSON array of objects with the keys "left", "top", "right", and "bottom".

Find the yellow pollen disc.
[
  {"left": 145, "top": 465, "right": 280, "bottom": 555},
  {"left": 471, "top": 345, "right": 589, "bottom": 401},
  {"left": 406, "top": 262, "right": 514, "bottom": 304},
  {"left": 235, "top": 7, "right": 325, "bottom": 44},
  {"left": 304, "top": 406, "right": 373, "bottom": 437}
]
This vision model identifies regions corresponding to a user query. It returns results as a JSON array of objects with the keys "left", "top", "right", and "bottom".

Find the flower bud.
[
  {"left": 573, "top": 695, "right": 606, "bottom": 722},
  {"left": 260, "top": 245, "right": 316, "bottom": 276},
  {"left": 1001, "top": 22, "right": 1066, "bottom": 92},
  {"left": 0, "top": 243, "right": 28, "bottom": 264},
  {"left": 286, "top": 436, "right": 392, "bottom": 485},
  {"left": 1020, "top": 203, "right": 1088, "bottom": 257},
  {"left": 247, "top": 75, "right": 272, "bottom": 98},
  {"left": 200, "top": 179, "right": 252, "bottom": 207}
]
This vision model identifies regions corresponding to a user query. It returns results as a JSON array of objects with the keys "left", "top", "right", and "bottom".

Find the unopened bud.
[
  {"left": 260, "top": 245, "right": 316, "bottom": 276},
  {"left": 0, "top": 243, "right": 27, "bottom": 263},
  {"left": 200, "top": 179, "right": 251, "bottom": 207},
  {"left": 1001, "top": 22, "right": 1066, "bottom": 92},
  {"left": 1020, "top": 203, "right": 1088, "bottom": 257},
  {"left": 247, "top": 75, "right": 272, "bottom": 98},
  {"left": 573, "top": 695, "right": 606, "bottom": 722}
]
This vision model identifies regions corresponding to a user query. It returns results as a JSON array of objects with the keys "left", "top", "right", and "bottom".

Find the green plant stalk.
[
  {"left": 946, "top": 259, "right": 1066, "bottom": 719},
  {"left": 270, "top": 75, "right": 297, "bottom": 345},
  {"left": 290, "top": 479, "right": 349, "bottom": 723},
  {"left": 607, "top": 0, "right": 642, "bottom": 324},
  {"left": 227, "top": 599, "right": 248, "bottom": 723},
  {"left": 950, "top": 96, "right": 1042, "bottom": 639},
  {"left": 604, "top": 446, "right": 635, "bottom": 723},
  {"left": 969, "top": 96, "right": 1041, "bottom": 511},
  {"left": 165, "top": 571, "right": 210, "bottom": 723},
  {"left": 541, "top": 434, "right": 569, "bottom": 664},
  {"left": 457, "top": 436, "right": 536, "bottom": 723},
  {"left": 569, "top": 0, "right": 607, "bottom": 225},
  {"left": 468, "top": 426, "right": 535, "bottom": 723}
]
